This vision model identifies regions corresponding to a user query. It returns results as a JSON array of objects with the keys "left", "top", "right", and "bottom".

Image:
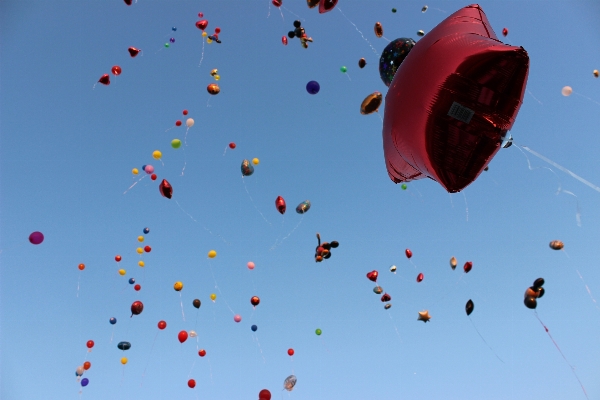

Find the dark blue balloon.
[
  {"left": 142, "top": 164, "right": 147, "bottom": 171},
  {"left": 143, "top": 227, "right": 150, "bottom": 234},
  {"left": 81, "top": 378, "right": 89, "bottom": 387},
  {"left": 128, "top": 278, "right": 135, "bottom": 284},
  {"left": 251, "top": 325, "right": 257, "bottom": 332},
  {"left": 117, "top": 341, "right": 131, "bottom": 351},
  {"left": 172, "top": 27, "right": 177, "bottom": 31},
  {"left": 110, "top": 317, "right": 117, "bottom": 325},
  {"left": 306, "top": 81, "right": 320, "bottom": 95}
]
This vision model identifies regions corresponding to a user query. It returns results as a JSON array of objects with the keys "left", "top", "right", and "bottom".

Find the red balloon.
[
  {"left": 214, "top": 27, "right": 221, "bottom": 34},
  {"left": 366, "top": 270, "right": 378, "bottom": 282},
  {"left": 115, "top": 255, "right": 122, "bottom": 262},
  {"left": 382, "top": 4, "right": 529, "bottom": 193},
  {"left": 175, "top": 120, "right": 182, "bottom": 126},
  {"left": 111, "top": 65, "right": 122, "bottom": 76},
  {"left": 183, "top": 109, "right": 188, "bottom": 115},
  {"left": 417, "top": 273, "right": 424, "bottom": 282},
  {"left": 86, "top": 340, "right": 94, "bottom": 349},
  {"left": 198, "top": 349, "right": 206, "bottom": 357},
  {"left": 124, "top": 0, "right": 132, "bottom": 5},
  {"left": 463, "top": 261, "right": 473, "bottom": 273},
  {"left": 259, "top": 389, "right": 272, "bottom": 400},
  {"left": 83, "top": 361, "right": 91, "bottom": 370},
  {"left": 381, "top": 293, "right": 391, "bottom": 302},
  {"left": 144, "top": 245, "right": 151, "bottom": 253},
  {"left": 98, "top": 74, "right": 110, "bottom": 85},
  {"left": 159, "top": 179, "right": 173, "bottom": 199},
  {"left": 178, "top": 330, "right": 188, "bottom": 343},
  {"left": 502, "top": 27, "right": 508, "bottom": 37},
  {"left": 282, "top": 36, "right": 288, "bottom": 46},
  {"left": 196, "top": 20, "right": 208, "bottom": 31},
  {"left": 150, "top": 174, "right": 157, "bottom": 181},
  {"left": 287, "top": 348, "right": 294, "bottom": 356},
  {"left": 131, "top": 300, "right": 144, "bottom": 316},
  {"left": 188, "top": 379, "right": 196, "bottom": 388},
  {"left": 229, "top": 142, "right": 236, "bottom": 149},
  {"left": 198, "top": 13, "right": 203, "bottom": 18},
  {"left": 158, "top": 320, "right": 167, "bottom": 330},
  {"left": 275, "top": 196, "right": 286, "bottom": 214},
  {"left": 272, "top": 0, "right": 282, "bottom": 7},
  {"left": 128, "top": 47, "right": 140, "bottom": 57},
  {"left": 134, "top": 284, "right": 141, "bottom": 291},
  {"left": 251, "top": 296, "right": 260, "bottom": 306},
  {"left": 405, "top": 249, "right": 412, "bottom": 259},
  {"left": 318, "top": 0, "right": 338, "bottom": 13}
]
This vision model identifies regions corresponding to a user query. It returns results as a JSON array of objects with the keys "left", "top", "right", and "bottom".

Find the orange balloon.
[
  {"left": 78, "top": 263, "right": 85, "bottom": 271},
  {"left": 83, "top": 361, "right": 91, "bottom": 370}
]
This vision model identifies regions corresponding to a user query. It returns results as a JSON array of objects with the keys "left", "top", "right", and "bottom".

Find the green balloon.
[
  {"left": 315, "top": 329, "right": 322, "bottom": 336},
  {"left": 340, "top": 66, "right": 347, "bottom": 73},
  {"left": 171, "top": 139, "right": 181, "bottom": 149},
  {"left": 165, "top": 43, "right": 170, "bottom": 48},
  {"left": 401, "top": 184, "right": 407, "bottom": 190},
  {"left": 392, "top": 8, "right": 397, "bottom": 13}
]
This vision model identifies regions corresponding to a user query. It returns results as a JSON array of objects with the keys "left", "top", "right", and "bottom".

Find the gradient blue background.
[{"left": 1, "top": 1, "right": 600, "bottom": 399}]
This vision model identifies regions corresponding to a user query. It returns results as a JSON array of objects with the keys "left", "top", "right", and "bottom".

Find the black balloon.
[
  {"left": 293, "top": 20, "right": 302, "bottom": 28},
  {"left": 533, "top": 278, "right": 545, "bottom": 289},
  {"left": 193, "top": 299, "right": 201, "bottom": 309},
  {"left": 379, "top": 38, "right": 416, "bottom": 87},
  {"left": 465, "top": 299, "right": 474, "bottom": 316},
  {"left": 524, "top": 296, "right": 537, "bottom": 309},
  {"left": 537, "top": 287, "right": 545, "bottom": 298},
  {"left": 330, "top": 241, "right": 339, "bottom": 248},
  {"left": 117, "top": 341, "right": 131, "bottom": 351},
  {"left": 358, "top": 58, "right": 366, "bottom": 68}
]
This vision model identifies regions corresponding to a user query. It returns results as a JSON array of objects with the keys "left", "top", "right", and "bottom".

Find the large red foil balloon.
[
  {"left": 159, "top": 179, "right": 173, "bottom": 199},
  {"left": 196, "top": 20, "right": 208, "bottom": 31},
  {"left": 275, "top": 196, "right": 286, "bottom": 214},
  {"left": 318, "top": 0, "right": 338, "bottom": 13},
  {"left": 382, "top": 4, "right": 529, "bottom": 193}
]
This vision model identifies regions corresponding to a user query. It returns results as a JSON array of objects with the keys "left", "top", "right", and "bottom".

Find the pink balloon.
[
  {"left": 247, "top": 261, "right": 255, "bottom": 270},
  {"left": 144, "top": 165, "right": 154, "bottom": 174},
  {"left": 234, "top": 314, "right": 242, "bottom": 323}
]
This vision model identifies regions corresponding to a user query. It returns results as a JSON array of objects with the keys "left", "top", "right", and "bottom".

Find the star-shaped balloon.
[{"left": 417, "top": 310, "right": 431, "bottom": 323}]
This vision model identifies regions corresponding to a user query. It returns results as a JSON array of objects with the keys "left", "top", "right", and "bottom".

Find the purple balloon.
[
  {"left": 81, "top": 378, "right": 89, "bottom": 387},
  {"left": 144, "top": 165, "right": 154, "bottom": 174},
  {"left": 29, "top": 231, "right": 44, "bottom": 245},
  {"left": 169, "top": 38, "right": 175, "bottom": 43},
  {"left": 306, "top": 81, "right": 320, "bottom": 95}
]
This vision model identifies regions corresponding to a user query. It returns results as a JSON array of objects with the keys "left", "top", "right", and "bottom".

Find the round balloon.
[
  {"left": 158, "top": 320, "right": 167, "bottom": 330},
  {"left": 306, "top": 81, "right": 320, "bottom": 94},
  {"left": 178, "top": 330, "right": 188, "bottom": 343},
  {"left": 251, "top": 324, "right": 258, "bottom": 332},
  {"left": 208, "top": 250, "right": 217, "bottom": 258},
  {"left": 379, "top": 38, "right": 416, "bottom": 87},
  {"left": 81, "top": 378, "right": 89, "bottom": 387},
  {"left": 29, "top": 231, "right": 44, "bottom": 245},
  {"left": 110, "top": 317, "right": 117, "bottom": 325},
  {"left": 259, "top": 389, "right": 272, "bottom": 400},
  {"left": 234, "top": 314, "right": 242, "bottom": 322},
  {"left": 247, "top": 261, "right": 255, "bottom": 270},
  {"left": 193, "top": 299, "right": 201, "bottom": 309},
  {"left": 171, "top": 139, "right": 181, "bottom": 149}
]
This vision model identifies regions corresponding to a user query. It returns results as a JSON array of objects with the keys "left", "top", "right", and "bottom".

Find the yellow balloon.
[
  {"left": 132, "top": 168, "right": 139, "bottom": 175},
  {"left": 138, "top": 261, "right": 145, "bottom": 267},
  {"left": 215, "top": 75, "right": 220, "bottom": 81},
  {"left": 121, "top": 357, "right": 128, "bottom": 365},
  {"left": 206, "top": 38, "right": 213, "bottom": 44},
  {"left": 152, "top": 150, "right": 162, "bottom": 160},
  {"left": 252, "top": 158, "right": 260, "bottom": 165},
  {"left": 210, "top": 293, "right": 217, "bottom": 301},
  {"left": 174, "top": 281, "right": 183, "bottom": 291},
  {"left": 118, "top": 269, "right": 126, "bottom": 276},
  {"left": 136, "top": 247, "right": 143, "bottom": 254},
  {"left": 137, "top": 236, "right": 144, "bottom": 242},
  {"left": 208, "top": 250, "right": 217, "bottom": 258},
  {"left": 202, "top": 32, "right": 208, "bottom": 37}
]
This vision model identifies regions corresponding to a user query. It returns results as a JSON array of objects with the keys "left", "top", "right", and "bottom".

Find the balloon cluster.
[
  {"left": 195, "top": 13, "right": 221, "bottom": 44},
  {"left": 314, "top": 233, "right": 339, "bottom": 262},
  {"left": 524, "top": 278, "right": 545, "bottom": 309},
  {"left": 366, "top": 270, "right": 392, "bottom": 309},
  {"left": 287, "top": 21, "right": 313, "bottom": 49}
]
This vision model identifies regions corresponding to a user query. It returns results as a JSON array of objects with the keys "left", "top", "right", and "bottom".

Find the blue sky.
[{"left": 1, "top": 1, "right": 600, "bottom": 399}]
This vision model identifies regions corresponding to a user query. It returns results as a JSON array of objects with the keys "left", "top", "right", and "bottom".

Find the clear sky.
[{"left": 1, "top": 1, "right": 600, "bottom": 399}]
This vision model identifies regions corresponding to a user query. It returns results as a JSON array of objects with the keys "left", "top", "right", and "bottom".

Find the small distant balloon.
[
  {"left": 366, "top": 270, "right": 378, "bottom": 282},
  {"left": 174, "top": 281, "right": 183, "bottom": 291},
  {"left": 121, "top": 357, "right": 128, "bottom": 365},
  {"left": 275, "top": 196, "right": 286, "bottom": 214},
  {"left": 131, "top": 300, "right": 143, "bottom": 316},
  {"left": 259, "top": 389, "right": 272, "bottom": 400},
  {"left": 117, "top": 341, "right": 131, "bottom": 351},
  {"left": 251, "top": 296, "right": 260, "bottom": 306},
  {"left": 169, "top": 38, "right": 175, "bottom": 43},
  {"left": 390, "top": 265, "right": 397, "bottom": 273},
  {"left": 110, "top": 317, "right": 117, "bottom": 325},
  {"left": 381, "top": 293, "right": 391, "bottom": 302},
  {"left": 417, "top": 273, "right": 424, "bottom": 282},
  {"left": 158, "top": 320, "right": 167, "bottom": 330},
  {"left": 296, "top": 200, "right": 311, "bottom": 214},
  {"left": 199, "top": 349, "right": 206, "bottom": 357},
  {"left": 144, "top": 165, "right": 154, "bottom": 174},
  {"left": 111, "top": 65, "right": 122, "bottom": 76},
  {"left": 561, "top": 86, "right": 573, "bottom": 96},
  {"left": 287, "top": 348, "right": 294, "bottom": 356},
  {"left": 189, "top": 330, "right": 197, "bottom": 338},
  {"left": 208, "top": 250, "right": 217, "bottom": 258},
  {"left": 172, "top": 27, "right": 177, "bottom": 31},
  {"left": 210, "top": 293, "right": 217, "bottom": 301},
  {"left": 118, "top": 269, "right": 126, "bottom": 276},
  {"left": 86, "top": 340, "right": 95, "bottom": 349},
  {"left": 176, "top": 120, "right": 182, "bottom": 126},
  {"left": 178, "top": 330, "right": 188, "bottom": 343},
  {"left": 450, "top": 256, "right": 457, "bottom": 270},
  {"left": 463, "top": 261, "right": 473, "bottom": 273},
  {"left": 98, "top": 74, "right": 110, "bottom": 85},
  {"left": 159, "top": 179, "right": 173, "bottom": 199},
  {"left": 115, "top": 255, "right": 122, "bottom": 262},
  {"left": 186, "top": 118, "right": 194, "bottom": 127},
  {"left": 358, "top": 58, "right": 366, "bottom": 68},
  {"left": 207, "top": 83, "right": 220, "bottom": 95},
  {"left": 76, "top": 366, "right": 84, "bottom": 376},
  {"left": 594, "top": 70, "right": 599, "bottom": 78},
  {"left": 229, "top": 142, "right": 236, "bottom": 149},
  {"left": 340, "top": 66, "right": 347, "bottom": 73},
  {"left": 401, "top": 184, "right": 407, "bottom": 190},
  {"left": 360, "top": 92, "right": 383, "bottom": 115},
  {"left": 502, "top": 27, "right": 508, "bottom": 36},
  {"left": 128, "top": 47, "right": 140, "bottom": 57},
  {"left": 384, "top": 304, "right": 392, "bottom": 309},
  {"left": 283, "top": 375, "right": 297, "bottom": 391},
  {"left": 129, "top": 278, "right": 135, "bottom": 284},
  {"left": 417, "top": 30, "right": 425, "bottom": 37},
  {"left": 81, "top": 378, "right": 89, "bottom": 387},
  {"left": 315, "top": 328, "right": 322, "bottom": 335},
  {"left": 374, "top": 22, "right": 383, "bottom": 38},
  {"left": 465, "top": 299, "right": 474, "bottom": 316},
  {"left": 549, "top": 240, "right": 564, "bottom": 250},
  {"left": 83, "top": 361, "right": 91, "bottom": 370},
  {"left": 252, "top": 158, "right": 260, "bottom": 165},
  {"left": 134, "top": 284, "right": 141, "bottom": 291},
  {"left": 392, "top": 8, "right": 397, "bottom": 13},
  {"left": 405, "top": 249, "right": 412, "bottom": 258},
  {"left": 78, "top": 263, "right": 85, "bottom": 271},
  {"left": 152, "top": 150, "right": 162, "bottom": 160},
  {"left": 272, "top": 0, "right": 282, "bottom": 6},
  {"left": 421, "top": 5, "right": 428, "bottom": 12},
  {"left": 306, "top": 80, "right": 320, "bottom": 94},
  {"left": 29, "top": 231, "right": 44, "bottom": 245},
  {"left": 251, "top": 324, "right": 258, "bottom": 332},
  {"left": 247, "top": 261, "right": 255, "bottom": 270},
  {"left": 234, "top": 314, "right": 242, "bottom": 322},
  {"left": 193, "top": 299, "right": 201, "bottom": 309},
  {"left": 188, "top": 379, "right": 196, "bottom": 388},
  {"left": 171, "top": 139, "right": 181, "bottom": 149},
  {"left": 144, "top": 245, "right": 151, "bottom": 253},
  {"left": 373, "top": 286, "right": 383, "bottom": 294},
  {"left": 282, "top": 36, "right": 288, "bottom": 45}
]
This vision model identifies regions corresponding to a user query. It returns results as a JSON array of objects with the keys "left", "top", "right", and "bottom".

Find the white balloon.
[
  {"left": 561, "top": 86, "right": 573, "bottom": 97},
  {"left": 189, "top": 330, "right": 197, "bottom": 338},
  {"left": 186, "top": 118, "right": 195, "bottom": 127}
]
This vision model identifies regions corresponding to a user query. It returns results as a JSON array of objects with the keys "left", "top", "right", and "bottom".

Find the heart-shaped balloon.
[
  {"left": 98, "top": 74, "right": 110, "bottom": 85},
  {"left": 366, "top": 270, "right": 378, "bottom": 282},
  {"left": 196, "top": 20, "right": 208, "bottom": 31},
  {"left": 128, "top": 47, "right": 140, "bottom": 57}
]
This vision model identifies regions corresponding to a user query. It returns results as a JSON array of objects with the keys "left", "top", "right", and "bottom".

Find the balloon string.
[
  {"left": 462, "top": 192, "right": 469, "bottom": 222},
  {"left": 387, "top": 311, "right": 403, "bottom": 343},
  {"left": 468, "top": 316, "right": 504, "bottom": 363},
  {"left": 527, "top": 89, "right": 543, "bottom": 105},
  {"left": 140, "top": 331, "right": 159, "bottom": 387},
  {"left": 242, "top": 176, "right": 272, "bottom": 227},
  {"left": 175, "top": 200, "right": 229, "bottom": 244},
  {"left": 515, "top": 145, "right": 582, "bottom": 225},
  {"left": 110, "top": 326, "right": 115, "bottom": 343},
  {"left": 534, "top": 311, "right": 589, "bottom": 399},
  {"left": 179, "top": 291, "right": 186, "bottom": 321},
  {"left": 76, "top": 273, "right": 81, "bottom": 298},
  {"left": 278, "top": 6, "right": 284, "bottom": 21},
  {"left": 281, "top": 6, "right": 304, "bottom": 21},
  {"left": 563, "top": 251, "right": 600, "bottom": 310},
  {"left": 207, "top": 357, "right": 214, "bottom": 384},
  {"left": 198, "top": 39, "right": 205, "bottom": 67},
  {"left": 187, "top": 359, "right": 197, "bottom": 379},
  {"left": 123, "top": 175, "right": 146, "bottom": 195},
  {"left": 180, "top": 146, "right": 187, "bottom": 176},
  {"left": 253, "top": 334, "right": 266, "bottom": 363},
  {"left": 266, "top": 0, "right": 271, "bottom": 18},
  {"left": 337, "top": 7, "right": 379, "bottom": 57},
  {"left": 574, "top": 91, "right": 600, "bottom": 107}
]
